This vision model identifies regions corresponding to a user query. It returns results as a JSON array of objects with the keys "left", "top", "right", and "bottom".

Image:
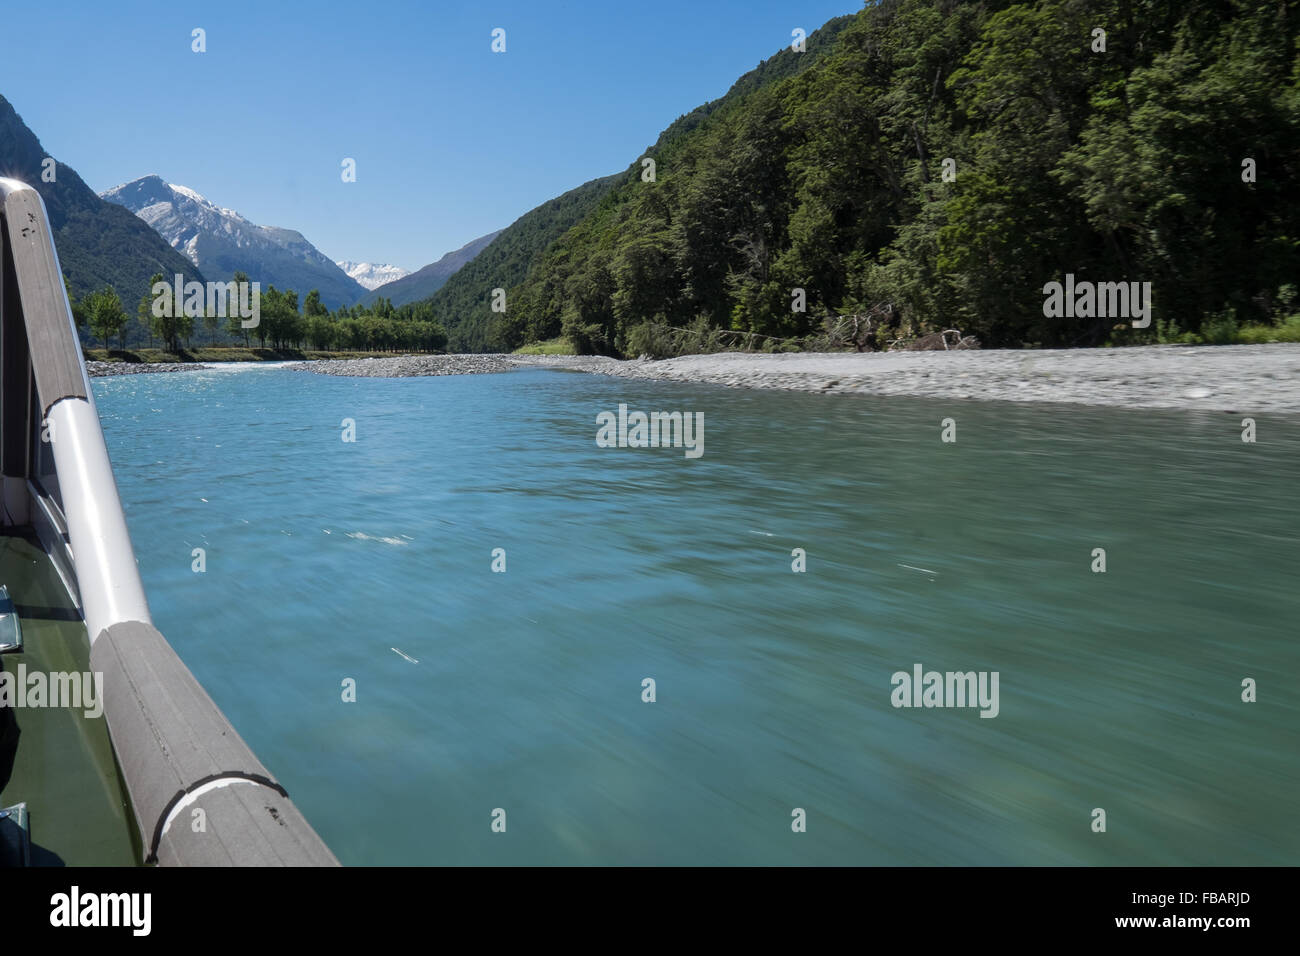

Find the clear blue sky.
[{"left": 2, "top": 0, "right": 860, "bottom": 271}]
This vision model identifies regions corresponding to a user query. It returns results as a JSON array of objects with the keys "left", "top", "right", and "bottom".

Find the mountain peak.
[
  {"left": 101, "top": 178, "right": 365, "bottom": 308},
  {"left": 165, "top": 181, "right": 210, "bottom": 205},
  {"left": 337, "top": 261, "right": 411, "bottom": 291}
]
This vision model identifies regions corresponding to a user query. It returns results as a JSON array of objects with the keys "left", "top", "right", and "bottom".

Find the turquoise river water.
[{"left": 92, "top": 363, "right": 1299, "bottom": 865}]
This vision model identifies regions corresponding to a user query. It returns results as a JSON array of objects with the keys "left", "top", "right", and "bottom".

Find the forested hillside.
[
  {"left": 0, "top": 95, "right": 204, "bottom": 303},
  {"left": 426, "top": 175, "right": 620, "bottom": 351},
  {"left": 447, "top": 0, "right": 1299, "bottom": 354},
  {"left": 431, "top": 14, "right": 857, "bottom": 351}
]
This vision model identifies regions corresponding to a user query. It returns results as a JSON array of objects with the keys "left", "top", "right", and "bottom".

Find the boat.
[{"left": 0, "top": 177, "right": 336, "bottom": 866}]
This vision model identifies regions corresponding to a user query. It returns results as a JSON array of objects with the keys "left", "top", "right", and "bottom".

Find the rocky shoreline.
[
  {"left": 289, "top": 345, "right": 1300, "bottom": 414},
  {"left": 87, "top": 361, "right": 210, "bottom": 377},
  {"left": 292, "top": 354, "right": 519, "bottom": 377},
  {"left": 96, "top": 345, "right": 1300, "bottom": 413}
]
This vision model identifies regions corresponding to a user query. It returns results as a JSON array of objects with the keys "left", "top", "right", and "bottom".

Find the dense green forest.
[
  {"left": 430, "top": 175, "right": 621, "bottom": 351},
  {"left": 431, "top": 0, "right": 1299, "bottom": 354},
  {"left": 429, "top": 14, "right": 857, "bottom": 352}
]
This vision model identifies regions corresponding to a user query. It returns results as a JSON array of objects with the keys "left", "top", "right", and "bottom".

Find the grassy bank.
[
  {"left": 507, "top": 315, "right": 1300, "bottom": 359},
  {"left": 512, "top": 337, "right": 574, "bottom": 355},
  {"left": 1132, "top": 315, "right": 1300, "bottom": 347}
]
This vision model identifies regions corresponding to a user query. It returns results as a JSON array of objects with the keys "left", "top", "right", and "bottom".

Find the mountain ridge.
[
  {"left": 101, "top": 175, "right": 365, "bottom": 309},
  {"left": 0, "top": 94, "right": 204, "bottom": 305},
  {"left": 359, "top": 230, "right": 504, "bottom": 307},
  {"left": 425, "top": 13, "right": 857, "bottom": 351}
]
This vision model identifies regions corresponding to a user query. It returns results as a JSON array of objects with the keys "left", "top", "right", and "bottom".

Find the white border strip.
[{"left": 157, "top": 777, "right": 268, "bottom": 844}]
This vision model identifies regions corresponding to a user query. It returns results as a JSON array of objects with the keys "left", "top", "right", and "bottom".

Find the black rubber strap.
[{"left": 146, "top": 772, "right": 289, "bottom": 864}]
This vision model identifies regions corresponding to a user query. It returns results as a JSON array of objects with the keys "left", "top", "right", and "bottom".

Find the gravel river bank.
[{"left": 292, "top": 344, "right": 1300, "bottom": 413}]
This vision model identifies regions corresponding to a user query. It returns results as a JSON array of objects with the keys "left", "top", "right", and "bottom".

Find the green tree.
[
  {"left": 87, "top": 287, "right": 128, "bottom": 350},
  {"left": 65, "top": 278, "right": 88, "bottom": 330},
  {"left": 203, "top": 309, "right": 220, "bottom": 345},
  {"left": 225, "top": 271, "right": 255, "bottom": 347},
  {"left": 138, "top": 272, "right": 163, "bottom": 349},
  {"left": 152, "top": 283, "right": 191, "bottom": 353},
  {"left": 304, "top": 289, "right": 328, "bottom": 318},
  {"left": 280, "top": 290, "right": 302, "bottom": 349},
  {"left": 305, "top": 314, "right": 335, "bottom": 350},
  {"left": 255, "top": 284, "right": 278, "bottom": 348}
]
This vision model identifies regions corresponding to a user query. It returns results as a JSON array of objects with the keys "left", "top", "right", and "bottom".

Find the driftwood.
[
  {"left": 821, "top": 304, "right": 893, "bottom": 351},
  {"left": 656, "top": 303, "right": 897, "bottom": 353},
  {"left": 897, "top": 328, "right": 981, "bottom": 351},
  {"left": 660, "top": 326, "right": 792, "bottom": 350}
]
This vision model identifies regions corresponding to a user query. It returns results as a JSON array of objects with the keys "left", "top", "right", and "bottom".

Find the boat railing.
[{"left": 0, "top": 177, "right": 337, "bottom": 866}]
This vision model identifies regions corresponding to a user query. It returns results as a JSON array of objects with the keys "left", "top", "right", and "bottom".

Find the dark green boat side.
[{"left": 1, "top": 534, "right": 139, "bottom": 864}]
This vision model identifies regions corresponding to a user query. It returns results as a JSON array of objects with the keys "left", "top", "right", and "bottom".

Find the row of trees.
[{"left": 68, "top": 275, "right": 448, "bottom": 353}]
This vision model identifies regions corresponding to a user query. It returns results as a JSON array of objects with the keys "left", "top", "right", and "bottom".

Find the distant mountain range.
[
  {"left": 0, "top": 95, "right": 203, "bottom": 305},
  {"left": 100, "top": 176, "right": 365, "bottom": 309},
  {"left": 3, "top": 91, "right": 505, "bottom": 320},
  {"left": 360, "top": 230, "right": 502, "bottom": 307},
  {"left": 336, "top": 261, "right": 409, "bottom": 291}
]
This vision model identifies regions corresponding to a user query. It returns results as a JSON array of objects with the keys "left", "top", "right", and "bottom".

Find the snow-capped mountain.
[
  {"left": 336, "top": 261, "right": 409, "bottom": 291},
  {"left": 360, "top": 230, "right": 503, "bottom": 307},
  {"left": 100, "top": 175, "right": 365, "bottom": 309}
]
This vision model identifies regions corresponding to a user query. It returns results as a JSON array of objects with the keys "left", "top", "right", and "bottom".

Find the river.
[{"left": 91, "top": 363, "right": 1300, "bottom": 864}]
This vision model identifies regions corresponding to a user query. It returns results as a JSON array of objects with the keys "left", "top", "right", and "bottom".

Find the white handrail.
[
  {"left": 0, "top": 177, "right": 152, "bottom": 641},
  {"left": 47, "top": 397, "right": 153, "bottom": 640},
  {"left": 1, "top": 176, "right": 338, "bottom": 865}
]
